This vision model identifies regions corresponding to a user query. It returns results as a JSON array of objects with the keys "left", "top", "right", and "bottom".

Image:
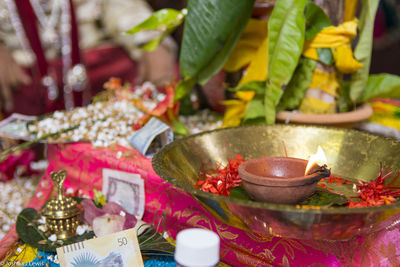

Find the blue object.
[
  {"left": 144, "top": 256, "right": 176, "bottom": 267},
  {"left": 25, "top": 250, "right": 175, "bottom": 267},
  {"left": 25, "top": 250, "right": 59, "bottom": 267}
]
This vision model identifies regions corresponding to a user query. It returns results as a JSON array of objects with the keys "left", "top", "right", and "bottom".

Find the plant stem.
[{"left": 0, "top": 125, "right": 78, "bottom": 161}]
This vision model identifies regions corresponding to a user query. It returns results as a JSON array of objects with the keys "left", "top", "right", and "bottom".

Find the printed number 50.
[{"left": 118, "top": 237, "right": 128, "bottom": 246}]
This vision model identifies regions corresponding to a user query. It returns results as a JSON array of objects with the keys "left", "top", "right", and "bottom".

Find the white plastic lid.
[{"left": 174, "top": 228, "right": 220, "bottom": 267}]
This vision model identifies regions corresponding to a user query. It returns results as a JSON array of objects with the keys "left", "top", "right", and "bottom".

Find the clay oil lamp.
[{"left": 238, "top": 146, "right": 331, "bottom": 204}]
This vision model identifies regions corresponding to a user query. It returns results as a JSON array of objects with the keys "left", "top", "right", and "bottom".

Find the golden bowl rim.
[{"left": 152, "top": 124, "right": 400, "bottom": 215}]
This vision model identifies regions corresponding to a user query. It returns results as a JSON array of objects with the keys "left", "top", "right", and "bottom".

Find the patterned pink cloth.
[{"left": 1, "top": 143, "right": 400, "bottom": 266}]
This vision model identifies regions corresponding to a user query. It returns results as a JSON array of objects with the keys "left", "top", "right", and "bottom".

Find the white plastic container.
[{"left": 174, "top": 228, "right": 220, "bottom": 267}]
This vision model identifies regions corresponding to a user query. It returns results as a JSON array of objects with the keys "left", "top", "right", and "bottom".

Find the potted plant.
[{"left": 127, "top": 0, "right": 400, "bottom": 128}]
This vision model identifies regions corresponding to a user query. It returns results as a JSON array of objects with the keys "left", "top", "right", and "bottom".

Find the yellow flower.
[
  {"left": 93, "top": 189, "right": 107, "bottom": 207},
  {"left": 308, "top": 69, "right": 340, "bottom": 96},
  {"left": 223, "top": 19, "right": 268, "bottom": 72},
  {"left": 238, "top": 36, "right": 269, "bottom": 85},
  {"left": 222, "top": 91, "right": 255, "bottom": 127},
  {"left": 334, "top": 44, "right": 363, "bottom": 74},
  {"left": 299, "top": 95, "right": 336, "bottom": 114},
  {"left": 344, "top": 0, "right": 358, "bottom": 22},
  {"left": 304, "top": 20, "right": 358, "bottom": 49},
  {"left": 6, "top": 244, "right": 38, "bottom": 265},
  {"left": 302, "top": 19, "right": 363, "bottom": 73}
]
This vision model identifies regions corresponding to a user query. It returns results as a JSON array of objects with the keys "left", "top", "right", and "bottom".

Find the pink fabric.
[
  {"left": 0, "top": 149, "right": 36, "bottom": 181},
  {"left": 1, "top": 143, "right": 400, "bottom": 266}
]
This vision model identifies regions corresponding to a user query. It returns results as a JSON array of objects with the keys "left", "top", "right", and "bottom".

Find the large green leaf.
[
  {"left": 265, "top": 0, "right": 308, "bottom": 124},
  {"left": 277, "top": 57, "right": 317, "bottom": 111},
  {"left": 360, "top": 73, "right": 400, "bottom": 102},
  {"left": 179, "top": 0, "right": 254, "bottom": 84},
  {"left": 125, "top": 8, "right": 187, "bottom": 51},
  {"left": 349, "top": 0, "right": 379, "bottom": 103},
  {"left": 304, "top": 1, "right": 332, "bottom": 40}
]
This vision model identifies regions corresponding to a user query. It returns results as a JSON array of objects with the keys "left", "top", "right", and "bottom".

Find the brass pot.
[{"left": 41, "top": 170, "right": 82, "bottom": 240}]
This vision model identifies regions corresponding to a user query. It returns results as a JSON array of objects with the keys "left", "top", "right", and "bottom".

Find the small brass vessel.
[{"left": 41, "top": 170, "right": 81, "bottom": 239}]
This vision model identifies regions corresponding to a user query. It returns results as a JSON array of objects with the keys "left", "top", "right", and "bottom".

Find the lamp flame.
[{"left": 305, "top": 146, "right": 327, "bottom": 175}]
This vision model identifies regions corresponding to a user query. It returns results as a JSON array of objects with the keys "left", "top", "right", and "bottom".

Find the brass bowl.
[
  {"left": 152, "top": 125, "right": 400, "bottom": 240},
  {"left": 239, "top": 157, "right": 330, "bottom": 204}
]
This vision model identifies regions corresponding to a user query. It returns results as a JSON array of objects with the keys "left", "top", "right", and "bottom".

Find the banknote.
[
  {"left": 57, "top": 228, "right": 143, "bottom": 267},
  {"left": 129, "top": 117, "right": 173, "bottom": 158},
  {"left": 0, "top": 113, "right": 37, "bottom": 140},
  {"left": 102, "top": 169, "right": 145, "bottom": 219}
]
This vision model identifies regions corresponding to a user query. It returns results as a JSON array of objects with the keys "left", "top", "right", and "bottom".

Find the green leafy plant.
[
  {"left": 176, "top": 0, "right": 255, "bottom": 100},
  {"left": 349, "top": 0, "right": 380, "bottom": 104},
  {"left": 264, "top": 0, "right": 308, "bottom": 123},
  {"left": 128, "top": 0, "right": 400, "bottom": 125},
  {"left": 277, "top": 58, "right": 317, "bottom": 112}
]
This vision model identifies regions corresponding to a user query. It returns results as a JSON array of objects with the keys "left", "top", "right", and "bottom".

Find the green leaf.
[
  {"left": 317, "top": 48, "right": 334, "bottom": 65},
  {"left": 172, "top": 120, "right": 189, "bottom": 136},
  {"left": 337, "top": 81, "right": 353, "bottom": 112},
  {"left": 180, "top": 0, "right": 254, "bottom": 86},
  {"left": 125, "top": 8, "right": 187, "bottom": 51},
  {"left": 300, "top": 188, "right": 348, "bottom": 207},
  {"left": 242, "top": 117, "right": 268, "bottom": 126},
  {"left": 175, "top": 78, "right": 196, "bottom": 101},
  {"left": 277, "top": 57, "right": 317, "bottom": 111},
  {"left": 349, "top": 0, "right": 380, "bottom": 103},
  {"left": 243, "top": 98, "right": 265, "bottom": 124},
  {"left": 229, "top": 186, "right": 251, "bottom": 200},
  {"left": 230, "top": 81, "right": 266, "bottom": 95},
  {"left": 266, "top": 0, "right": 308, "bottom": 124},
  {"left": 264, "top": 86, "right": 283, "bottom": 124},
  {"left": 360, "top": 73, "right": 400, "bottom": 102},
  {"left": 318, "top": 179, "right": 359, "bottom": 199},
  {"left": 125, "top": 9, "right": 186, "bottom": 34},
  {"left": 304, "top": 1, "right": 332, "bottom": 40},
  {"left": 140, "top": 27, "right": 174, "bottom": 51},
  {"left": 16, "top": 208, "right": 94, "bottom": 252}
]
